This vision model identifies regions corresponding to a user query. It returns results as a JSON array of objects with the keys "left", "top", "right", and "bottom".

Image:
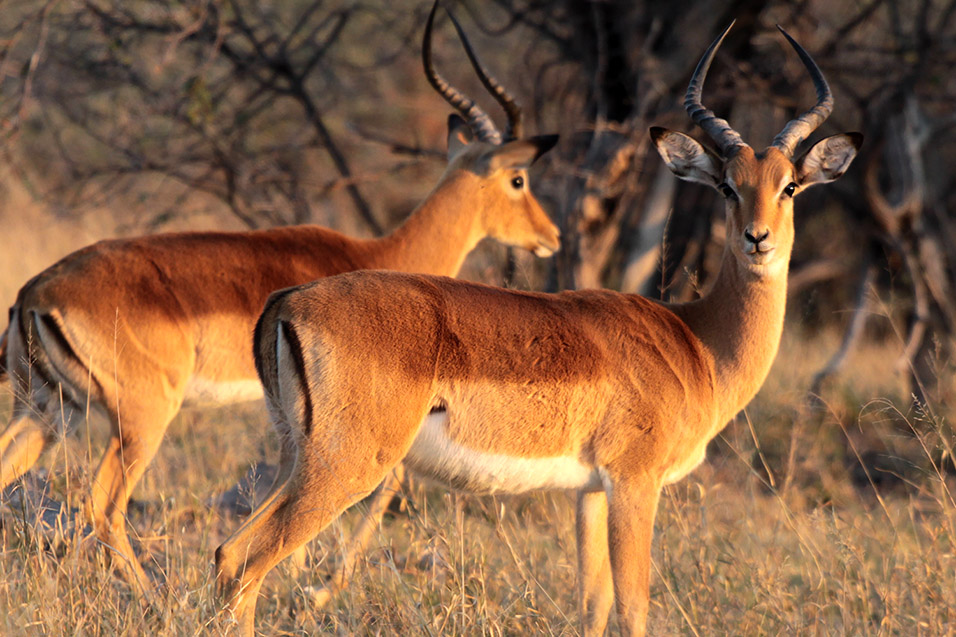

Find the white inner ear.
[
  {"left": 656, "top": 132, "right": 721, "bottom": 187},
  {"left": 798, "top": 136, "right": 858, "bottom": 187}
]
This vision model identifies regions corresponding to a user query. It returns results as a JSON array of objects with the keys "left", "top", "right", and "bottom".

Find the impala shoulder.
[{"left": 627, "top": 294, "right": 716, "bottom": 377}]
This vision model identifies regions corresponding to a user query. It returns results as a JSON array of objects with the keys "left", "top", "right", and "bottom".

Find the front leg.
[
  {"left": 606, "top": 474, "right": 662, "bottom": 637},
  {"left": 576, "top": 489, "right": 614, "bottom": 636}
]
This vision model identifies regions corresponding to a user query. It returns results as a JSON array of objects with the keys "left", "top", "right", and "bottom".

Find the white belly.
[
  {"left": 404, "top": 411, "right": 604, "bottom": 495},
  {"left": 183, "top": 377, "right": 264, "bottom": 406}
]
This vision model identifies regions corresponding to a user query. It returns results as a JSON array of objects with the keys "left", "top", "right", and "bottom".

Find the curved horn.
[
  {"left": 444, "top": 5, "right": 523, "bottom": 141},
  {"left": 770, "top": 25, "right": 834, "bottom": 157},
  {"left": 684, "top": 21, "right": 747, "bottom": 155},
  {"left": 423, "top": 1, "right": 502, "bottom": 145}
]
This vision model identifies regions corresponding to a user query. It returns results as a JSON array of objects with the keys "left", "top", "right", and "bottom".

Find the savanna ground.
[{"left": 1, "top": 318, "right": 954, "bottom": 636}]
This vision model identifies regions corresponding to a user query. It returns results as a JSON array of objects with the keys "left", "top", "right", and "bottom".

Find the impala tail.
[
  {"left": 252, "top": 289, "right": 287, "bottom": 415},
  {"left": 253, "top": 287, "right": 315, "bottom": 438},
  {"left": 7, "top": 304, "right": 104, "bottom": 406}
]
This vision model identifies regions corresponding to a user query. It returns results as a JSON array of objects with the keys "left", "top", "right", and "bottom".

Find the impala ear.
[
  {"left": 447, "top": 114, "right": 475, "bottom": 160},
  {"left": 795, "top": 132, "right": 863, "bottom": 188},
  {"left": 650, "top": 126, "right": 722, "bottom": 188},
  {"left": 486, "top": 134, "right": 559, "bottom": 172}
]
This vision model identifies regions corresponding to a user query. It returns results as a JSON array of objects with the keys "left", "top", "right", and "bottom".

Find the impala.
[
  {"left": 215, "top": 23, "right": 861, "bottom": 635},
  {"left": 0, "top": 1, "right": 559, "bottom": 592}
]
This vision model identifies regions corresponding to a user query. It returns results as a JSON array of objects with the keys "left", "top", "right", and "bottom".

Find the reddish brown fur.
[
  {"left": 215, "top": 129, "right": 860, "bottom": 635},
  {"left": 0, "top": 127, "right": 559, "bottom": 592},
  {"left": 273, "top": 273, "right": 715, "bottom": 461},
  {"left": 215, "top": 26, "right": 864, "bottom": 635}
]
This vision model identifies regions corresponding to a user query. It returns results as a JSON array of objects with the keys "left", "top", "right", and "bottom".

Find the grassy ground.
[{"left": 1, "top": 326, "right": 954, "bottom": 635}]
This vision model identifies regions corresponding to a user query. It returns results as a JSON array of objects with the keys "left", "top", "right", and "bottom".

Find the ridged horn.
[
  {"left": 423, "top": 0, "right": 502, "bottom": 145},
  {"left": 684, "top": 21, "right": 747, "bottom": 155},
  {"left": 443, "top": 5, "right": 523, "bottom": 141},
  {"left": 770, "top": 25, "right": 834, "bottom": 157}
]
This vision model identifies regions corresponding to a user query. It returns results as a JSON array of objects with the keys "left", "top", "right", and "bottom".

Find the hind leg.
[
  {"left": 257, "top": 423, "right": 298, "bottom": 508},
  {"left": 309, "top": 463, "right": 406, "bottom": 607},
  {"left": 85, "top": 406, "right": 177, "bottom": 593},
  {"left": 258, "top": 426, "right": 307, "bottom": 571},
  {"left": 0, "top": 414, "right": 56, "bottom": 488},
  {"left": 1, "top": 384, "right": 80, "bottom": 491},
  {"left": 216, "top": 449, "right": 403, "bottom": 636}
]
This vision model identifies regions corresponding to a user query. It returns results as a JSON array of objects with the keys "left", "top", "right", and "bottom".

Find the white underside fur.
[
  {"left": 405, "top": 411, "right": 606, "bottom": 496},
  {"left": 183, "top": 377, "right": 264, "bottom": 406}
]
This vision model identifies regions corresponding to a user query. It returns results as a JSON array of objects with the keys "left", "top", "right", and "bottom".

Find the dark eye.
[
  {"left": 511, "top": 176, "right": 524, "bottom": 190},
  {"left": 717, "top": 183, "right": 738, "bottom": 201},
  {"left": 783, "top": 182, "right": 797, "bottom": 197}
]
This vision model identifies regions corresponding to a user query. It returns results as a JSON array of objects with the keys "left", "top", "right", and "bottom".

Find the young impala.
[
  {"left": 0, "top": 2, "right": 559, "bottom": 592},
  {"left": 215, "top": 23, "right": 861, "bottom": 636}
]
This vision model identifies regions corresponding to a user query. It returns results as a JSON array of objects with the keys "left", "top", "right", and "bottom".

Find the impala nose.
[
  {"left": 533, "top": 229, "right": 561, "bottom": 257},
  {"left": 744, "top": 226, "right": 770, "bottom": 246}
]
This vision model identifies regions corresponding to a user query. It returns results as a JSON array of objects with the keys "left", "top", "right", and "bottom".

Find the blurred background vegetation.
[
  {"left": 1, "top": 1, "right": 956, "bottom": 633},
  {"left": 2, "top": 0, "right": 955, "bottom": 402}
]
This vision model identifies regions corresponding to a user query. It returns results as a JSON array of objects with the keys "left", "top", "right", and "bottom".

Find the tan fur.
[
  {"left": 0, "top": 127, "right": 559, "bottom": 591},
  {"left": 214, "top": 127, "right": 861, "bottom": 634}
]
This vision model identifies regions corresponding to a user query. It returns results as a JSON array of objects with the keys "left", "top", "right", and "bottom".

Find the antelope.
[
  {"left": 0, "top": 1, "right": 559, "bottom": 593},
  {"left": 214, "top": 22, "right": 861, "bottom": 636}
]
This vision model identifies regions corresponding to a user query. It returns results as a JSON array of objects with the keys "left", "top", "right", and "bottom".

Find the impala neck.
[
  {"left": 670, "top": 247, "right": 790, "bottom": 427},
  {"left": 368, "top": 179, "right": 483, "bottom": 277}
]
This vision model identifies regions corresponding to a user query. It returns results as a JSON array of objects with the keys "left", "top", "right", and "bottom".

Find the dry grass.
[{"left": 1, "top": 324, "right": 955, "bottom": 635}]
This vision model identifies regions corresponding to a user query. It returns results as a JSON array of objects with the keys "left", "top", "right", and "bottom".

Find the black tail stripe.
[
  {"left": 34, "top": 312, "right": 105, "bottom": 402},
  {"left": 278, "top": 320, "right": 314, "bottom": 438}
]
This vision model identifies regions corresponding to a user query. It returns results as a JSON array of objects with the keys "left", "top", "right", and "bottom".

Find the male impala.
[
  {"left": 0, "top": 2, "right": 559, "bottom": 592},
  {"left": 215, "top": 23, "right": 860, "bottom": 635}
]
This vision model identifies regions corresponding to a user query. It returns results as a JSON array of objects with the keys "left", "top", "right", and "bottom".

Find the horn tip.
[
  {"left": 717, "top": 20, "right": 736, "bottom": 39},
  {"left": 775, "top": 24, "right": 799, "bottom": 47}
]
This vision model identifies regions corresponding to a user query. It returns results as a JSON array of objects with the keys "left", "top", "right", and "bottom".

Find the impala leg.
[
  {"left": 259, "top": 430, "right": 297, "bottom": 506},
  {"left": 607, "top": 476, "right": 662, "bottom": 637},
  {"left": 576, "top": 489, "right": 614, "bottom": 637},
  {"left": 258, "top": 428, "right": 306, "bottom": 572},
  {"left": 86, "top": 410, "right": 174, "bottom": 594},
  {"left": 309, "top": 463, "right": 406, "bottom": 608},
  {"left": 215, "top": 455, "right": 393, "bottom": 637},
  {"left": 1, "top": 377, "right": 74, "bottom": 491},
  {"left": 0, "top": 413, "right": 56, "bottom": 488}
]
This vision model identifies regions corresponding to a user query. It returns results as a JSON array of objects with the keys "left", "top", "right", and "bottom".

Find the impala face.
[
  {"left": 650, "top": 21, "right": 861, "bottom": 280},
  {"left": 424, "top": 0, "right": 562, "bottom": 262},
  {"left": 652, "top": 128, "right": 861, "bottom": 278},
  {"left": 722, "top": 146, "right": 796, "bottom": 274},
  {"left": 445, "top": 122, "right": 561, "bottom": 258},
  {"left": 486, "top": 161, "right": 561, "bottom": 258}
]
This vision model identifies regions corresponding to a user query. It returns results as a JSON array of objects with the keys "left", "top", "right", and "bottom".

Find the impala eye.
[
  {"left": 783, "top": 182, "right": 797, "bottom": 198},
  {"left": 511, "top": 176, "right": 524, "bottom": 190},
  {"left": 717, "top": 183, "right": 738, "bottom": 201}
]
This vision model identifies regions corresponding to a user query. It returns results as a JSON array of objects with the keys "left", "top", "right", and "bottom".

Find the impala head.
[
  {"left": 423, "top": 0, "right": 561, "bottom": 258},
  {"left": 652, "top": 23, "right": 862, "bottom": 277}
]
